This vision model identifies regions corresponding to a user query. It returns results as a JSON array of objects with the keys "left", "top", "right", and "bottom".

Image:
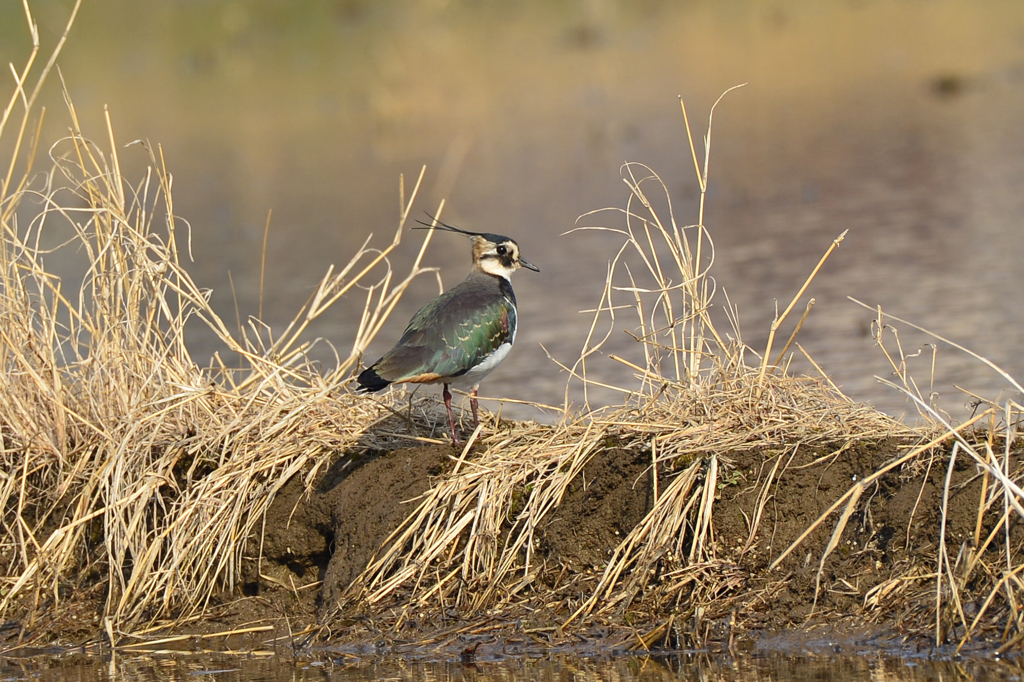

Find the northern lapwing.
[{"left": 357, "top": 219, "right": 539, "bottom": 444}]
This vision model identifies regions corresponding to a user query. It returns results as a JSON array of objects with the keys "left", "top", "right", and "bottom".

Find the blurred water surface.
[
  {"left": 3, "top": 0, "right": 1024, "bottom": 420},
  {"left": 6, "top": 651, "right": 1024, "bottom": 682}
]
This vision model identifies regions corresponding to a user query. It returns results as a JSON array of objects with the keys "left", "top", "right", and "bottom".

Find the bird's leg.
[
  {"left": 442, "top": 383, "right": 461, "bottom": 445},
  {"left": 405, "top": 384, "right": 420, "bottom": 428},
  {"left": 470, "top": 387, "right": 479, "bottom": 427}
]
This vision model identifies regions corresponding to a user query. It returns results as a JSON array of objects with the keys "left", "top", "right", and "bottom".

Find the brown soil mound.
[
  {"left": 234, "top": 446, "right": 454, "bottom": 622},
  {"left": 224, "top": 432, "right": 1019, "bottom": 653}
]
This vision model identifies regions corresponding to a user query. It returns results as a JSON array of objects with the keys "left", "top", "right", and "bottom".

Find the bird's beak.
[{"left": 519, "top": 257, "right": 540, "bottom": 272}]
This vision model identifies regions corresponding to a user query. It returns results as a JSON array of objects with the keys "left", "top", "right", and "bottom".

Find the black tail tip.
[{"left": 357, "top": 367, "right": 390, "bottom": 393}]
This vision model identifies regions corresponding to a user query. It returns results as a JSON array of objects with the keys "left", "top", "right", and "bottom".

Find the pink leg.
[
  {"left": 442, "top": 384, "right": 460, "bottom": 445},
  {"left": 470, "top": 387, "right": 479, "bottom": 427}
]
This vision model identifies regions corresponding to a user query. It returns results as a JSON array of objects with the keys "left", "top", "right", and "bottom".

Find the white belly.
[{"left": 448, "top": 342, "right": 513, "bottom": 390}]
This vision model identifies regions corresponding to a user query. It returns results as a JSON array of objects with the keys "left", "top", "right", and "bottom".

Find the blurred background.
[{"left": 3, "top": 0, "right": 1024, "bottom": 422}]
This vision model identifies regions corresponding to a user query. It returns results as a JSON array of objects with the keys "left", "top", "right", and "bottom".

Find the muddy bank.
[
  {"left": 220, "top": 431, "right": 1019, "bottom": 653},
  {"left": 8, "top": 428, "right": 1015, "bottom": 655}
]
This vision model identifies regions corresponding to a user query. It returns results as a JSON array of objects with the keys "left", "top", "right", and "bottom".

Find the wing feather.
[{"left": 366, "top": 274, "right": 515, "bottom": 384}]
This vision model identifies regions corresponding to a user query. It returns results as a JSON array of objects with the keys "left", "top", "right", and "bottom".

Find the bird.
[{"left": 357, "top": 218, "right": 539, "bottom": 445}]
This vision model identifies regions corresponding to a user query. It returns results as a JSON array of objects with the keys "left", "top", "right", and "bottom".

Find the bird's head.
[{"left": 415, "top": 217, "right": 540, "bottom": 280}]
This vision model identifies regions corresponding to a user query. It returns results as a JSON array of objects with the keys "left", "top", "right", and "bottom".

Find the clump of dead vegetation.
[
  {"left": 327, "top": 93, "right": 900, "bottom": 637},
  {"left": 0, "top": 2, "right": 438, "bottom": 640},
  {"left": 327, "top": 90, "right": 1024, "bottom": 652},
  {"left": 2, "top": 1, "right": 1024, "bottom": 655}
]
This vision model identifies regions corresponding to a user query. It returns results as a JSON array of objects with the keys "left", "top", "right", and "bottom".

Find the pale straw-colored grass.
[
  {"left": 0, "top": 2, "right": 441, "bottom": 636},
  {"left": 5, "top": 1, "right": 1024, "bottom": 650},
  {"left": 332, "top": 85, "right": 1024, "bottom": 648},
  {"left": 331, "top": 91, "right": 915, "bottom": 636}
]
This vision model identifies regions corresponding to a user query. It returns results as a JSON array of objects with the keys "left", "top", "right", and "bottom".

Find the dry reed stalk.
[
  {"left": 0, "top": 3, "right": 452, "bottom": 634},
  {"left": 5, "top": 3, "right": 1022, "bottom": 647},
  {"left": 767, "top": 342, "right": 1024, "bottom": 647},
  {"left": 333, "top": 419, "right": 607, "bottom": 617},
  {"left": 839, "top": 305, "right": 1024, "bottom": 646},
  {"left": 327, "top": 89, "right": 914, "bottom": 634},
  {"left": 319, "top": 89, "right": 1024, "bottom": 648}
]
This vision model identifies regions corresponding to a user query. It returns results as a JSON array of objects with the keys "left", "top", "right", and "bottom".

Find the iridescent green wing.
[
  {"left": 433, "top": 291, "right": 514, "bottom": 379},
  {"left": 370, "top": 279, "right": 514, "bottom": 383},
  {"left": 408, "top": 281, "right": 513, "bottom": 378}
]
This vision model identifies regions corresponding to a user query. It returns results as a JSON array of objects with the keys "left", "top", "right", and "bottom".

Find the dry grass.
[
  {"left": 3, "top": 1, "right": 1024, "bottom": 653},
  {"left": 328, "top": 90, "right": 913, "bottom": 637},
  {"left": 328, "top": 93, "right": 1024, "bottom": 650},
  {"left": 0, "top": 3, "right": 444, "bottom": 637}
]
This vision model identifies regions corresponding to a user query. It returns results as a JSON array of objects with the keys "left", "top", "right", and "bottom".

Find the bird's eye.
[{"left": 496, "top": 245, "right": 508, "bottom": 256}]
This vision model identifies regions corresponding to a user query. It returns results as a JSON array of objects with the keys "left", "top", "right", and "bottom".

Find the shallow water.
[
  {"left": 5, "top": 652, "right": 1024, "bottom": 682},
  {"left": 3, "top": 0, "right": 1024, "bottom": 422},
  {"left": 4, "top": 6, "right": 1024, "bottom": 677}
]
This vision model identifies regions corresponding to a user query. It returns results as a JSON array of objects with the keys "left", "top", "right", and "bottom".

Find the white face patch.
[
  {"left": 477, "top": 257, "right": 517, "bottom": 280},
  {"left": 472, "top": 237, "right": 522, "bottom": 280}
]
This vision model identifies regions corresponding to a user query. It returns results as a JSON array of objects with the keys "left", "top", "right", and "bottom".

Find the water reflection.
[
  {"left": 7, "top": 652, "right": 1024, "bottom": 681},
  {"left": 3, "top": 0, "right": 1024, "bottom": 421}
]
